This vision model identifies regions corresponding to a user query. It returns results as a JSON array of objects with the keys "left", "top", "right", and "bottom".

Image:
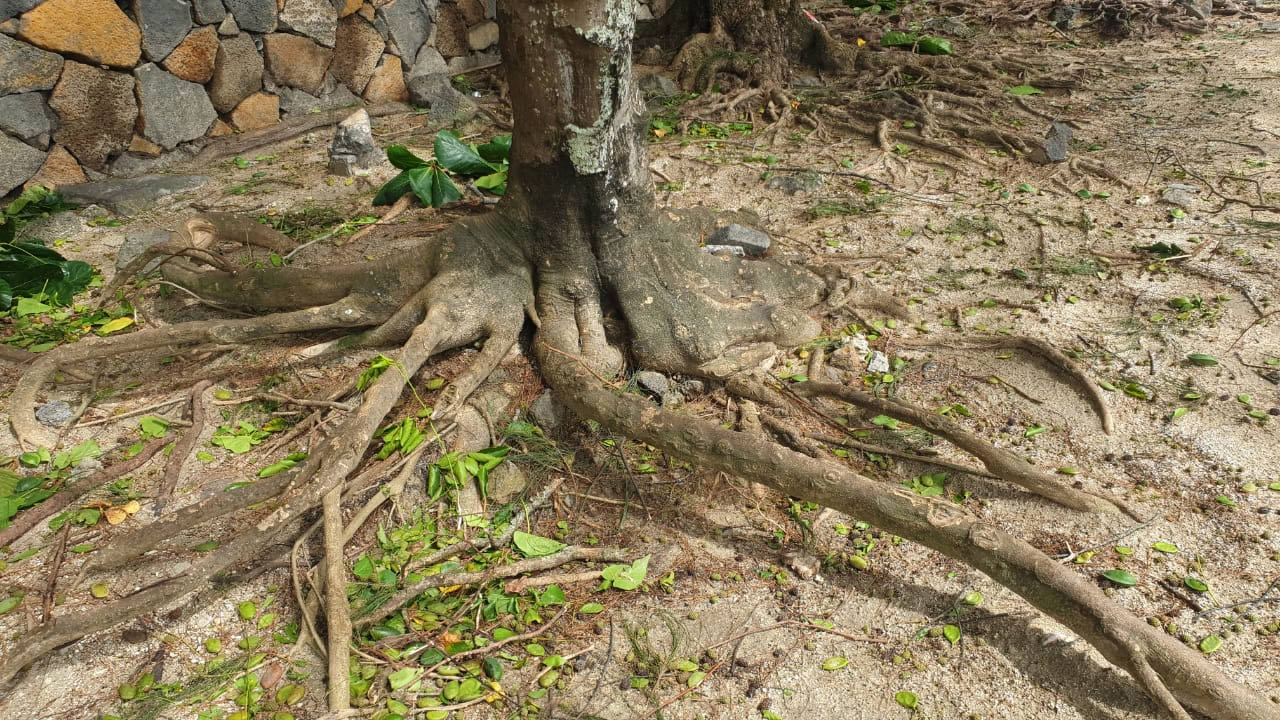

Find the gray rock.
[
  {"left": 109, "top": 146, "right": 191, "bottom": 177},
  {"left": 410, "top": 45, "right": 447, "bottom": 76},
  {"left": 134, "top": 64, "right": 217, "bottom": 150},
  {"left": 0, "top": 34, "right": 63, "bottom": 95},
  {"left": 0, "top": 92, "right": 55, "bottom": 145},
  {"left": 0, "top": 131, "right": 45, "bottom": 196},
  {"left": 1263, "top": 22, "right": 1280, "bottom": 32},
  {"left": 133, "top": 0, "right": 193, "bottom": 62},
  {"left": 217, "top": 14, "right": 239, "bottom": 34},
  {"left": 222, "top": 0, "right": 276, "bottom": 32},
  {"left": 116, "top": 227, "right": 172, "bottom": 271},
  {"left": 634, "top": 370, "right": 669, "bottom": 396},
  {"left": 1049, "top": 4, "right": 1081, "bottom": 28},
  {"left": 706, "top": 223, "right": 771, "bottom": 258},
  {"left": 1175, "top": 0, "right": 1211, "bottom": 19},
  {"left": 377, "top": 0, "right": 431, "bottom": 61},
  {"left": 35, "top": 400, "right": 73, "bottom": 427},
  {"left": 20, "top": 211, "right": 83, "bottom": 242},
  {"left": 1161, "top": 184, "right": 1198, "bottom": 208},
  {"left": 328, "top": 108, "right": 381, "bottom": 175},
  {"left": 529, "top": 390, "right": 566, "bottom": 433},
  {"left": 765, "top": 170, "right": 822, "bottom": 195},
  {"left": 192, "top": 0, "right": 225, "bottom": 23},
  {"left": 486, "top": 462, "right": 527, "bottom": 503},
  {"left": 867, "top": 350, "right": 889, "bottom": 374},
  {"left": 1032, "top": 122, "right": 1071, "bottom": 164},
  {"left": 445, "top": 50, "right": 498, "bottom": 75},
  {"left": 406, "top": 50, "right": 475, "bottom": 122},
  {"left": 278, "top": 83, "right": 359, "bottom": 116},
  {"left": 677, "top": 379, "right": 704, "bottom": 395},
  {"left": 0, "top": 0, "right": 39, "bottom": 22},
  {"left": 58, "top": 174, "right": 209, "bottom": 215},
  {"left": 207, "top": 33, "right": 264, "bottom": 113},
  {"left": 637, "top": 72, "right": 677, "bottom": 97},
  {"left": 467, "top": 20, "right": 498, "bottom": 51},
  {"left": 279, "top": 0, "right": 337, "bottom": 47}
]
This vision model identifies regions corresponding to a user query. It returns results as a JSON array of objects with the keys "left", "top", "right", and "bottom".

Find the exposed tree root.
[
  {"left": 537, "top": 347, "right": 1273, "bottom": 720},
  {"left": 897, "top": 334, "right": 1115, "bottom": 434}
]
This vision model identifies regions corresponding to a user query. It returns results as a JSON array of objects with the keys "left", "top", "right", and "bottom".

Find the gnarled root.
[{"left": 537, "top": 347, "right": 1274, "bottom": 720}]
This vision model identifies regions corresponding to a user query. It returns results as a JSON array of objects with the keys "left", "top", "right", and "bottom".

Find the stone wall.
[{"left": 0, "top": 0, "right": 503, "bottom": 196}]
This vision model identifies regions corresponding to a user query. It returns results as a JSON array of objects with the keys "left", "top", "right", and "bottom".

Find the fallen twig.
[
  {"left": 160, "top": 381, "right": 212, "bottom": 503},
  {"left": 355, "top": 546, "right": 632, "bottom": 628},
  {"left": 0, "top": 438, "right": 167, "bottom": 550}
]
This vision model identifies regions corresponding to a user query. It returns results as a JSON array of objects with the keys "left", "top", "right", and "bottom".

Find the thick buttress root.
[{"left": 536, "top": 345, "right": 1275, "bottom": 720}]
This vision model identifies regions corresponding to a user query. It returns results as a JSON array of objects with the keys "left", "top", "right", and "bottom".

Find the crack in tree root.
[{"left": 4, "top": 207, "right": 1275, "bottom": 720}]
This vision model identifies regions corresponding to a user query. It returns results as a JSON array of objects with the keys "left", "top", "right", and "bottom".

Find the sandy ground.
[{"left": 1, "top": 11, "right": 1279, "bottom": 720}]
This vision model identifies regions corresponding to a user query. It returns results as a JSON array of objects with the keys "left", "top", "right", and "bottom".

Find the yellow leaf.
[
  {"left": 653, "top": 128, "right": 666, "bottom": 138},
  {"left": 104, "top": 507, "right": 128, "bottom": 525},
  {"left": 122, "top": 500, "right": 141, "bottom": 515},
  {"left": 99, "top": 317, "right": 134, "bottom": 335},
  {"left": 857, "top": 37, "right": 867, "bottom": 46}
]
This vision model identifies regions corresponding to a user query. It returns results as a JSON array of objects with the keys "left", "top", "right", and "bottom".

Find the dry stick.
[
  {"left": 41, "top": 524, "right": 72, "bottom": 625},
  {"left": 212, "top": 391, "right": 355, "bottom": 411},
  {"left": 504, "top": 569, "right": 602, "bottom": 594},
  {"left": 159, "top": 381, "right": 212, "bottom": 503},
  {"left": 322, "top": 485, "right": 351, "bottom": 712},
  {"left": 355, "top": 546, "right": 632, "bottom": 629},
  {"left": 0, "top": 438, "right": 167, "bottom": 550},
  {"left": 188, "top": 103, "right": 412, "bottom": 165},
  {"left": 291, "top": 517, "right": 328, "bottom": 661},
  {"left": 0, "top": 313, "right": 448, "bottom": 685},
  {"left": 74, "top": 397, "right": 188, "bottom": 429},
  {"left": 542, "top": 357, "right": 1273, "bottom": 720},
  {"left": 642, "top": 662, "right": 727, "bottom": 719}
]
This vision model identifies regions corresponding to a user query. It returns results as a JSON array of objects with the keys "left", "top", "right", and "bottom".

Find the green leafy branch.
[{"left": 374, "top": 132, "right": 512, "bottom": 208}]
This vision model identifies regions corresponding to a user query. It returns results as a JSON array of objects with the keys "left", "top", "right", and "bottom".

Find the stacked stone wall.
[{"left": 0, "top": 0, "right": 505, "bottom": 195}]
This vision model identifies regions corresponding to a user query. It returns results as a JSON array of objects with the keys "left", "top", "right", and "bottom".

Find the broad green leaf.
[
  {"left": 822, "top": 656, "right": 848, "bottom": 671},
  {"left": 406, "top": 166, "right": 435, "bottom": 208},
  {"left": 388, "top": 667, "right": 422, "bottom": 690},
  {"left": 1152, "top": 541, "right": 1179, "bottom": 553},
  {"left": 881, "top": 31, "right": 917, "bottom": 47},
  {"left": 524, "top": 642, "right": 546, "bottom": 656},
  {"left": 1101, "top": 569, "right": 1137, "bottom": 586},
  {"left": 943, "top": 624, "right": 961, "bottom": 644},
  {"left": 386, "top": 145, "right": 429, "bottom": 170},
  {"left": 98, "top": 316, "right": 133, "bottom": 335},
  {"left": 1183, "top": 577, "right": 1208, "bottom": 592},
  {"left": 428, "top": 166, "right": 462, "bottom": 207},
  {"left": 476, "top": 135, "right": 512, "bottom": 163},
  {"left": 1186, "top": 353, "right": 1219, "bottom": 367},
  {"left": 579, "top": 602, "right": 605, "bottom": 614},
  {"left": 610, "top": 555, "right": 650, "bottom": 590},
  {"left": 1199, "top": 634, "right": 1222, "bottom": 653},
  {"left": 373, "top": 171, "right": 414, "bottom": 206},
  {"left": 512, "top": 531, "right": 565, "bottom": 558},
  {"left": 434, "top": 132, "right": 496, "bottom": 176},
  {"left": 895, "top": 690, "right": 918, "bottom": 709},
  {"left": 15, "top": 297, "right": 51, "bottom": 316},
  {"left": 0, "top": 594, "right": 22, "bottom": 614},
  {"left": 916, "top": 36, "right": 952, "bottom": 55}
]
